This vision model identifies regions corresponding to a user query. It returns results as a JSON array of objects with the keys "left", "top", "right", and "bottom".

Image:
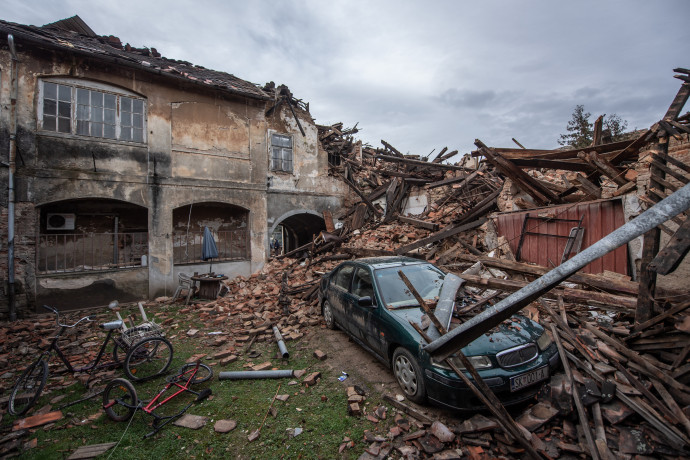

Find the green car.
[{"left": 318, "top": 257, "right": 560, "bottom": 410}]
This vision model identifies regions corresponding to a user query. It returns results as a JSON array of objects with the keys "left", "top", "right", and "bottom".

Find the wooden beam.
[
  {"left": 649, "top": 217, "right": 690, "bottom": 275},
  {"left": 367, "top": 151, "right": 471, "bottom": 171},
  {"left": 397, "top": 216, "right": 439, "bottom": 231},
  {"left": 395, "top": 218, "right": 486, "bottom": 255},
  {"left": 338, "top": 172, "right": 382, "bottom": 216},
  {"left": 632, "top": 300, "right": 690, "bottom": 332},
  {"left": 457, "top": 273, "right": 637, "bottom": 309},
  {"left": 637, "top": 138, "right": 669, "bottom": 324},
  {"left": 398, "top": 270, "right": 446, "bottom": 334},
  {"left": 451, "top": 253, "right": 640, "bottom": 296}
]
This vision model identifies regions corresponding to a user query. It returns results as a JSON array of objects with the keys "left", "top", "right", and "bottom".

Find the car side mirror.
[{"left": 358, "top": 296, "right": 375, "bottom": 308}]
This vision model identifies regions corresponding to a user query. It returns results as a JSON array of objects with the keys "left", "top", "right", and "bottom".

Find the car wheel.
[
  {"left": 392, "top": 348, "right": 426, "bottom": 404},
  {"left": 322, "top": 301, "right": 336, "bottom": 330}
]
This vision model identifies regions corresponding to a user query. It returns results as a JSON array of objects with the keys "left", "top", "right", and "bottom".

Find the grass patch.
[{"left": 3, "top": 302, "right": 396, "bottom": 459}]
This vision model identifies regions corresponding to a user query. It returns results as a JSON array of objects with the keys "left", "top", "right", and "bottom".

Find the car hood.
[{"left": 390, "top": 308, "right": 544, "bottom": 356}]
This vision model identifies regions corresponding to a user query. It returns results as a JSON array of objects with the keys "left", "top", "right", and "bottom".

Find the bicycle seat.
[{"left": 100, "top": 320, "right": 123, "bottom": 331}]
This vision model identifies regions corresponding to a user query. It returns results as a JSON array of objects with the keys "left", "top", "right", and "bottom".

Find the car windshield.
[{"left": 375, "top": 263, "right": 445, "bottom": 308}]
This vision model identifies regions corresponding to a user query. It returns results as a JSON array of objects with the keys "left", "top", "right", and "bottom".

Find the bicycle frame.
[
  {"left": 46, "top": 325, "right": 124, "bottom": 375},
  {"left": 104, "top": 362, "right": 211, "bottom": 438}
]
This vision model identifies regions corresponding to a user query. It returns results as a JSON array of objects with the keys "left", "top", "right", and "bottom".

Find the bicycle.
[
  {"left": 103, "top": 361, "right": 213, "bottom": 438},
  {"left": 8, "top": 304, "right": 173, "bottom": 416}
]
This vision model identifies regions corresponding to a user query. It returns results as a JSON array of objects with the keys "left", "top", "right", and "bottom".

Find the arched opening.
[
  {"left": 270, "top": 212, "right": 326, "bottom": 255},
  {"left": 172, "top": 202, "right": 249, "bottom": 265},
  {"left": 37, "top": 198, "right": 148, "bottom": 273}
]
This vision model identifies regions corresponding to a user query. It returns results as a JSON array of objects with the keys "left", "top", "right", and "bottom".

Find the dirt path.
[{"left": 305, "top": 325, "right": 459, "bottom": 424}]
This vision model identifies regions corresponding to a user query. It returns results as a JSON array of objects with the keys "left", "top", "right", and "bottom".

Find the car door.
[
  {"left": 349, "top": 267, "right": 386, "bottom": 357},
  {"left": 326, "top": 264, "right": 355, "bottom": 328}
]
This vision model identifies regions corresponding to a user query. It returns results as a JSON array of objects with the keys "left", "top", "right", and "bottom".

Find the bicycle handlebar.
[{"left": 42, "top": 305, "right": 94, "bottom": 328}]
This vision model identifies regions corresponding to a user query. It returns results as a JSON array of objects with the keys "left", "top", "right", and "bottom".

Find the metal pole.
[
  {"left": 218, "top": 370, "right": 294, "bottom": 380},
  {"left": 425, "top": 181, "right": 690, "bottom": 361},
  {"left": 272, "top": 326, "right": 289, "bottom": 359},
  {"left": 7, "top": 35, "right": 18, "bottom": 321}
]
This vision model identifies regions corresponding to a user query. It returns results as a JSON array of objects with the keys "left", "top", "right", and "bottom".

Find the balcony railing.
[
  {"left": 173, "top": 229, "right": 248, "bottom": 264},
  {"left": 38, "top": 232, "right": 148, "bottom": 274}
]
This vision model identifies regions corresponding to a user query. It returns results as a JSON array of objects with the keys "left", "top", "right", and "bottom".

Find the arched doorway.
[{"left": 270, "top": 211, "right": 326, "bottom": 255}]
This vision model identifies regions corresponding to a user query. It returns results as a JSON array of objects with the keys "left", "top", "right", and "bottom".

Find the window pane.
[
  {"left": 91, "top": 91, "right": 103, "bottom": 107},
  {"left": 104, "top": 124, "right": 116, "bottom": 139},
  {"left": 123, "top": 112, "right": 132, "bottom": 127},
  {"left": 77, "top": 88, "right": 89, "bottom": 104},
  {"left": 58, "top": 85, "right": 71, "bottom": 101},
  {"left": 120, "top": 128, "right": 132, "bottom": 141},
  {"left": 58, "top": 117, "right": 71, "bottom": 133},
  {"left": 77, "top": 104, "right": 89, "bottom": 121},
  {"left": 91, "top": 122, "right": 103, "bottom": 137},
  {"left": 93, "top": 108, "right": 103, "bottom": 122},
  {"left": 105, "top": 108, "right": 116, "bottom": 124},
  {"left": 272, "top": 134, "right": 291, "bottom": 148},
  {"left": 133, "top": 128, "right": 143, "bottom": 143},
  {"left": 132, "top": 99, "right": 143, "bottom": 113},
  {"left": 43, "top": 116, "right": 56, "bottom": 131},
  {"left": 121, "top": 97, "right": 132, "bottom": 112},
  {"left": 44, "top": 82, "right": 57, "bottom": 100},
  {"left": 132, "top": 113, "right": 142, "bottom": 128},
  {"left": 77, "top": 120, "right": 89, "bottom": 135},
  {"left": 104, "top": 93, "right": 116, "bottom": 109},
  {"left": 58, "top": 101, "right": 71, "bottom": 117},
  {"left": 44, "top": 99, "right": 56, "bottom": 116}
]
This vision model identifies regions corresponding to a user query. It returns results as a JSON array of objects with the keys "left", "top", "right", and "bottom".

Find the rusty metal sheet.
[{"left": 494, "top": 199, "right": 628, "bottom": 275}]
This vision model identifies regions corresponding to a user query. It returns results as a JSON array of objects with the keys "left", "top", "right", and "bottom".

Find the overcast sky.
[{"left": 4, "top": 1, "right": 689, "bottom": 159}]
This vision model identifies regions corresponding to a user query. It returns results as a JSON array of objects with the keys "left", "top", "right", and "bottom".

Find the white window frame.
[
  {"left": 38, "top": 78, "right": 147, "bottom": 144},
  {"left": 270, "top": 132, "right": 293, "bottom": 173}
]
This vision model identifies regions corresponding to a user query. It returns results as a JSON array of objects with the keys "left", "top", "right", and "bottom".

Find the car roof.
[{"left": 348, "top": 256, "right": 430, "bottom": 270}]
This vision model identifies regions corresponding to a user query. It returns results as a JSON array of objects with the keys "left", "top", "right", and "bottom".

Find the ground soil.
[{"left": 306, "top": 324, "right": 457, "bottom": 423}]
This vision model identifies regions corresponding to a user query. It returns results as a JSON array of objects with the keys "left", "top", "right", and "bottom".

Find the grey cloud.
[{"left": 439, "top": 88, "right": 498, "bottom": 109}]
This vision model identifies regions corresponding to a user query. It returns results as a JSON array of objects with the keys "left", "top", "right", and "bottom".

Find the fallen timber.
[{"left": 425, "top": 180, "right": 690, "bottom": 361}]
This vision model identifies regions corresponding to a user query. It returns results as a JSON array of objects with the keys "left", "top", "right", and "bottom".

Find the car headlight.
[
  {"left": 536, "top": 330, "right": 553, "bottom": 351},
  {"left": 433, "top": 355, "right": 492, "bottom": 370}
]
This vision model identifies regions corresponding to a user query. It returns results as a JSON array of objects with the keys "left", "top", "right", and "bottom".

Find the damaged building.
[{"left": 0, "top": 16, "right": 347, "bottom": 316}]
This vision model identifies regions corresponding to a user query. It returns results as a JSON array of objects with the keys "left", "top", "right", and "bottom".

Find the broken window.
[
  {"left": 40, "top": 79, "right": 146, "bottom": 143},
  {"left": 270, "top": 133, "right": 293, "bottom": 172}
]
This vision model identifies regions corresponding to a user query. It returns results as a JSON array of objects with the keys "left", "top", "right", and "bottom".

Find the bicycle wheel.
[
  {"left": 103, "top": 378, "right": 137, "bottom": 422},
  {"left": 124, "top": 337, "right": 173, "bottom": 381},
  {"left": 174, "top": 363, "right": 213, "bottom": 384},
  {"left": 112, "top": 340, "right": 126, "bottom": 365},
  {"left": 8, "top": 359, "right": 49, "bottom": 416}
]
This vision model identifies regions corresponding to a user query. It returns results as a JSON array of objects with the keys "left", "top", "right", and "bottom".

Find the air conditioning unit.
[{"left": 46, "top": 213, "right": 76, "bottom": 231}]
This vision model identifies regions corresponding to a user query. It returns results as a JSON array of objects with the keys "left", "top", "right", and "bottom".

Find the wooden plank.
[
  {"left": 67, "top": 442, "right": 118, "bottom": 460},
  {"left": 398, "top": 270, "right": 446, "bottom": 334},
  {"left": 565, "top": 349, "right": 689, "bottom": 450},
  {"left": 632, "top": 300, "right": 690, "bottom": 332},
  {"left": 322, "top": 210, "right": 335, "bottom": 233},
  {"left": 13, "top": 411, "right": 63, "bottom": 431},
  {"left": 452, "top": 253, "right": 640, "bottom": 296},
  {"left": 457, "top": 273, "right": 637, "bottom": 309},
  {"left": 338, "top": 172, "right": 382, "bottom": 216},
  {"left": 637, "top": 138, "right": 669, "bottom": 324},
  {"left": 382, "top": 394, "right": 432, "bottom": 424},
  {"left": 426, "top": 171, "right": 473, "bottom": 189},
  {"left": 397, "top": 216, "right": 439, "bottom": 231},
  {"left": 476, "top": 141, "right": 562, "bottom": 205},
  {"left": 510, "top": 158, "right": 595, "bottom": 172},
  {"left": 369, "top": 151, "right": 470, "bottom": 171},
  {"left": 578, "top": 151, "right": 628, "bottom": 186},
  {"left": 550, "top": 324, "right": 600, "bottom": 460},
  {"left": 573, "top": 174, "right": 602, "bottom": 199},
  {"left": 649, "top": 214, "right": 690, "bottom": 275},
  {"left": 395, "top": 218, "right": 486, "bottom": 255},
  {"left": 663, "top": 82, "right": 690, "bottom": 121},
  {"left": 583, "top": 321, "right": 690, "bottom": 395},
  {"left": 651, "top": 156, "right": 689, "bottom": 185}
]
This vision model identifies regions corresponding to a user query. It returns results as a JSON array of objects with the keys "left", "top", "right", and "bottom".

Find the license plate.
[{"left": 510, "top": 366, "right": 549, "bottom": 392}]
